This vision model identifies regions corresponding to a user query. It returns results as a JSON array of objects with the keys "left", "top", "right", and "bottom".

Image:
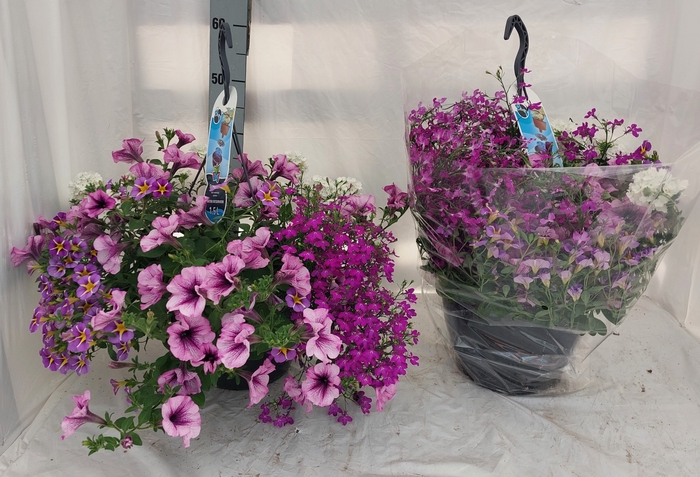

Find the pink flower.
[
  {"left": 303, "top": 308, "right": 342, "bottom": 363},
  {"left": 91, "top": 289, "right": 127, "bottom": 331},
  {"left": 301, "top": 362, "right": 341, "bottom": 407},
  {"left": 112, "top": 138, "right": 144, "bottom": 164},
  {"left": 190, "top": 343, "right": 221, "bottom": 374},
  {"left": 240, "top": 359, "right": 276, "bottom": 407},
  {"left": 283, "top": 376, "right": 313, "bottom": 412},
  {"left": 167, "top": 314, "right": 215, "bottom": 362},
  {"left": 374, "top": 383, "right": 397, "bottom": 411},
  {"left": 216, "top": 313, "right": 255, "bottom": 369},
  {"left": 231, "top": 153, "right": 267, "bottom": 181},
  {"left": 10, "top": 235, "right": 44, "bottom": 271},
  {"left": 233, "top": 176, "right": 262, "bottom": 208},
  {"left": 163, "top": 144, "right": 201, "bottom": 174},
  {"left": 274, "top": 253, "right": 311, "bottom": 297},
  {"left": 166, "top": 266, "right": 210, "bottom": 317},
  {"left": 340, "top": 195, "right": 375, "bottom": 218},
  {"left": 227, "top": 228, "right": 271, "bottom": 269},
  {"left": 82, "top": 190, "right": 117, "bottom": 218},
  {"left": 129, "top": 162, "right": 169, "bottom": 180},
  {"left": 161, "top": 395, "right": 201, "bottom": 448},
  {"left": 383, "top": 183, "right": 409, "bottom": 209},
  {"left": 61, "top": 390, "right": 107, "bottom": 439},
  {"left": 137, "top": 264, "right": 167, "bottom": 309},
  {"left": 140, "top": 215, "right": 181, "bottom": 252},
  {"left": 177, "top": 196, "right": 213, "bottom": 229},
  {"left": 175, "top": 130, "right": 195, "bottom": 148},
  {"left": 157, "top": 367, "right": 202, "bottom": 396},
  {"left": 93, "top": 234, "right": 128, "bottom": 274},
  {"left": 204, "top": 255, "right": 245, "bottom": 304},
  {"left": 271, "top": 154, "right": 300, "bottom": 184}
]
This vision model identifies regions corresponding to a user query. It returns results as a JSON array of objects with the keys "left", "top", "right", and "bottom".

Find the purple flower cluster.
[{"left": 407, "top": 87, "right": 686, "bottom": 332}]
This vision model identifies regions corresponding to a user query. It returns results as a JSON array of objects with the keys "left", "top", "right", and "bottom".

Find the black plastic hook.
[
  {"left": 504, "top": 15, "right": 529, "bottom": 99},
  {"left": 218, "top": 22, "right": 233, "bottom": 105}
]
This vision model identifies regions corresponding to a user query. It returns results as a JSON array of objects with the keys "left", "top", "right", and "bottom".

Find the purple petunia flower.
[
  {"left": 93, "top": 234, "right": 129, "bottom": 274},
  {"left": 270, "top": 154, "right": 300, "bottom": 184},
  {"left": 175, "top": 130, "right": 196, "bottom": 148},
  {"left": 82, "top": 190, "right": 117, "bottom": 218},
  {"left": 274, "top": 253, "right": 311, "bottom": 297},
  {"left": 140, "top": 215, "right": 182, "bottom": 252},
  {"left": 240, "top": 359, "right": 276, "bottom": 408},
  {"left": 11, "top": 234, "right": 45, "bottom": 268},
  {"left": 112, "top": 138, "right": 144, "bottom": 164},
  {"left": 157, "top": 367, "right": 202, "bottom": 396},
  {"left": 163, "top": 144, "right": 201, "bottom": 174},
  {"left": 302, "top": 308, "right": 342, "bottom": 363},
  {"left": 166, "top": 314, "right": 215, "bottom": 363},
  {"left": 166, "top": 266, "right": 209, "bottom": 317},
  {"left": 204, "top": 255, "right": 245, "bottom": 304},
  {"left": 137, "top": 264, "right": 167, "bottom": 309},
  {"left": 61, "top": 390, "right": 108, "bottom": 440},
  {"left": 190, "top": 343, "right": 221, "bottom": 374},
  {"left": 374, "top": 383, "right": 397, "bottom": 412},
  {"left": 301, "top": 362, "right": 341, "bottom": 407},
  {"left": 216, "top": 313, "right": 255, "bottom": 369},
  {"left": 161, "top": 395, "right": 201, "bottom": 448}
]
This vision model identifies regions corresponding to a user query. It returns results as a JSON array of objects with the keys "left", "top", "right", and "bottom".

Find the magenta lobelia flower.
[
  {"left": 166, "top": 266, "right": 209, "bottom": 317},
  {"left": 240, "top": 358, "right": 275, "bottom": 407},
  {"left": 93, "top": 234, "right": 129, "bottom": 274},
  {"left": 138, "top": 264, "right": 167, "bottom": 309},
  {"left": 161, "top": 395, "right": 201, "bottom": 448},
  {"left": 204, "top": 255, "right": 245, "bottom": 304},
  {"left": 301, "top": 362, "right": 341, "bottom": 407},
  {"left": 111, "top": 138, "right": 144, "bottom": 164},
  {"left": 303, "top": 308, "right": 342, "bottom": 363},
  {"left": 374, "top": 383, "right": 397, "bottom": 411},
  {"left": 61, "top": 390, "right": 107, "bottom": 439},
  {"left": 216, "top": 313, "right": 255, "bottom": 369},
  {"left": 141, "top": 215, "right": 182, "bottom": 252},
  {"left": 166, "top": 314, "right": 215, "bottom": 362},
  {"left": 274, "top": 253, "right": 311, "bottom": 297}
]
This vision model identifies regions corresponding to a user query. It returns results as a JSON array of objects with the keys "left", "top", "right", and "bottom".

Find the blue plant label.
[
  {"left": 205, "top": 86, "right": 237, "bottom": 223},
  {"left": 511, "top": 89, "right": 563, "bottom": 167}
]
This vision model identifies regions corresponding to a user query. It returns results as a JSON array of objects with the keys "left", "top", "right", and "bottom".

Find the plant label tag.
[
  {"left": 205, "top": 86, "right": 237, "bottom": 223},
  {"left": 511, "top": 89, "right": 562, "bottom": 167}
]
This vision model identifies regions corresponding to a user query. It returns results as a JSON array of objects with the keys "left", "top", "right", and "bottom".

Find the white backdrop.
[{"left": 2, "top": 0, "right": 700, "bottom": 464}]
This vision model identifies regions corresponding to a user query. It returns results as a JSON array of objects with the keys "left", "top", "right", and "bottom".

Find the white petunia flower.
[
  {"left": 626, "top": 168, "right": 687, "bottom": 212},
  {"left": 284, "top": 151, "right": 307, "bottom": 172}
]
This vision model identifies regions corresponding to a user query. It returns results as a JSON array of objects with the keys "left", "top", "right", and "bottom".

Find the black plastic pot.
[
  {"left": 216, "top": 359, "right": 291, "bottom": 391},
  {"left": 442, "top": 298, "right": 580, "bottom": 395}
]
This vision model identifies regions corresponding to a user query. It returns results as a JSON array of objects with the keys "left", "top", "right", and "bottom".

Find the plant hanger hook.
[
  {"left": 218, "top": 22, "right": 233, "bottom": 105},
  {"left": 504, "top": 15, "right": 529, "bottom": 100}
]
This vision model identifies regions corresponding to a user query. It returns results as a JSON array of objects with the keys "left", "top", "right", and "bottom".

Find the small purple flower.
[
  {"left": 285, "top": 287, "right": 310, "bottom": 312},
  {"left": 152, "top": 178, "right": 173, "bottom": 198},
  {"left": 130, "top": 177, "right": 156, "bottom": 200},
  {"left": 76, "top": 273, "right": 101, "bottom": 299},
  {"left": 270, "top": 346, "right": 297, "bottom": 363},
  {"left": 121, "top": 435, "right": 134, "bottom": 449},
  {"left": 47, "top": 256, "right": 67, "bottom": 278},
  {"left": 256, "top": 182, "right": 282, "bottom": 207},
  {"left": 567, "top": 284, "right": 583, "bottom": 302},
  {"left": 49, "top": 236, "right": 69, "bottom": 258},
  {"left": 66, "top": 322, "right": 92, "bottom": 353}
]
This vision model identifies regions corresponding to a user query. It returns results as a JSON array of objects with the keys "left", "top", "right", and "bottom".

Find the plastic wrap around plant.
[
  {"left": 402, "top": 31, "right": 700, "bottom": 395},
  {"left": 411, "top": 163, "right": 696, "bottom": 394}
]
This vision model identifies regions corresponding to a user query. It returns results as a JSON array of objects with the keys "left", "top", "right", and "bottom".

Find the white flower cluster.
[
  {"left": 284, "top": 151, "right": 307, "bottom": 173},
  {"left": 189, "top": 144, "right": 207, "bottom": 158},
  {"left": 627, "top": 168, "right": 688, "bottom": 212},
  {"left": 311, "top": 175, "right": 362, "bottom": 199},
  {"left": 68, "top": 171, "right": 103, "bottom": 201}
]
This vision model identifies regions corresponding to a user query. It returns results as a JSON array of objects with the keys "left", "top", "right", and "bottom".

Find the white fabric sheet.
[
  {"left": 1, "top": 297, "right": 699, "bottom": 476},
  {"left": 2, "top": 0, "right": 700, "bottom": 472}
]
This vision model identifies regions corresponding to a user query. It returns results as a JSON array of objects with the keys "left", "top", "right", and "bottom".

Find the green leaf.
[
  {"left": 131, "top": 432, "right": 143, "bottom": 446},
  {"left": 137, "top": 407, "right": 152, "bottom": 427},
  {"left": 190, "top": 392, "right": 206, "bottom": 407}
]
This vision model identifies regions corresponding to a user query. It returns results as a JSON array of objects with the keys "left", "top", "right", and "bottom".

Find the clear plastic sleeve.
[{"left": 403, "top": 31, "right": 700, "bottom": 395}]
